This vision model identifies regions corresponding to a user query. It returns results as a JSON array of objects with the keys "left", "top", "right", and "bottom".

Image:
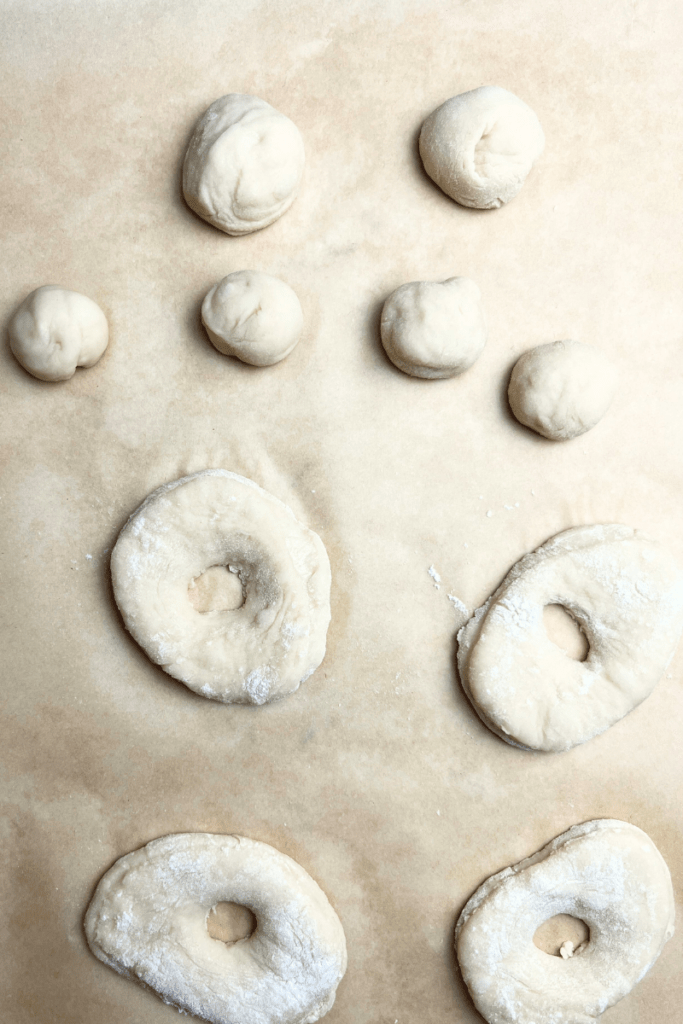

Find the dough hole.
[
  {"left": 188, "top": 565, "right": 245, "bottom": 613},
  {"left": 533, "top": 914, "right": 590, "bottom": 957},
  {"left": 543, "top": 604, "right": 589, "bottom": 662},
  {"left": 206, "top": 902, "right": 257, "bottom": 944}
]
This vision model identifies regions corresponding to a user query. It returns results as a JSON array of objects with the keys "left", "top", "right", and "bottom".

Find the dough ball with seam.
[
  {"left": 183, "top": 93, "right": 305, "bottom": 236},
  {"left": 202, "top": 270, "right": 303, "bottom": 366},
  {"left": 9, "top": 285, "right": 109, "bottom": 381},
  {"left": 508, "top": 339, "right": 617, "bottom": 440},
  {"left": 380, "top": 276, "right": 486, "bottom": 378},
  {"left": 419, "top": 85, "right": 544, "bottom": 209}
]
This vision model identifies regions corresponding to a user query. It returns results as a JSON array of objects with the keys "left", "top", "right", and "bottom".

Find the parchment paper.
[{"left": 2, "top": 1, "right": 682, "bottom": 1021}]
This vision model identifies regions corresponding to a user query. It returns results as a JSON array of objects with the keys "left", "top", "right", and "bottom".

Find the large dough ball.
[
  {"left": 183, "top": 93, "right": 305, "bottom": 235},
  {"left": 380, "top": 276, "right": 486, "bottom": 378},
  {"left": 419, "top": 86, "right": 545, "bottom": 210},
  {"left": 202, "top": 270, "right": 303, "bottom": 366},
  {"left": 508, "top": 339, "right": 618, "bottom": 440},
  {"left": 8, "top": 285, "right": 109, "bottom": 381}
]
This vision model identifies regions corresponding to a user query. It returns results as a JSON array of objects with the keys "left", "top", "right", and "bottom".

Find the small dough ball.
[
  {"left": 509, "top": 340, "right": 617, "bottom": 440},
  {"left": 202, "top": 270, "right": 303, "bottom": 366},
  {"left": 380, "top": 276, "right": 486, "bottom": 379},
  {"left": 419, "top": 86, "right": 545, "bottom": 209},
  {"left": 9, "top": 285, "right": 109, "bottom": 382},
  {"left": 183, "top": 93, "right": 305, "bottom": 235}
]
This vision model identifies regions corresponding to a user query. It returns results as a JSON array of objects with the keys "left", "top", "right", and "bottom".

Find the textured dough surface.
[
  {"left": 110, "top": 469, "right": 331, "bottom": 704},
  {"left": 508, "top": 340, "right": 618, "bottom": 440},
  {"left": 380, "top": 276, "right": 486, "bottom": 378},
  {"left": 457, "top": 524, "right": 683, "bottom": 751},
  {"left": 84, "top": 833, "right": 347, "bottom": 1024},
  {"left": 202, "top": 270, "right": 303, "bottom": 366},
  {"left": 183, "top": 93, "right": 305, "bottom": 235},
  {"left": 456, "top": 819, "right": 675, "bottom": 1024},
  {"left": 419, "top": 86, "right": 544, "bottom": 209},
  {"left": 8, "top": 285, "right": 109, "bottom": 381}
]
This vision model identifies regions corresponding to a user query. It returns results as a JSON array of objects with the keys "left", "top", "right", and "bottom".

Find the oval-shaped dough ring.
[
  {"left": 111, "top": 470, "right": 331, "bottom": 704},
  {"left": 84, "top": 833, "right": 347, "bottom": 1024},
  {"left": 455, "top": 819, "right": 675, "bottom": 1024},
  {"left": 457, "top": 524, "right": 683, "bottom": 751}
]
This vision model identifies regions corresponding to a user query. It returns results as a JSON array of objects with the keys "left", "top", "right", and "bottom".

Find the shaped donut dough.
[
  {"left": 85, "top": 833, "right": 347, "bottom": 1024},
  {"left": 456, "top": 819, "right": 675, "bottom": 1024},
  {"left": 202, "top": 270, "right": 303, "bottom": 366},
  {"left": 380, "top": 276, "right": 486, "bottom": 379},
  {"left": 183, "top": 94, "right": 305, "bottom": 235},
  {"left": 419, "top": 86, "right": 544, "bottom": 210},
  {"left": 9, "top": 285, "right": 108, "bottom": 381},
  {"left": 457, "top": 524, "right": 683, "bottom": 752},
  {"left": 111, "top": 470, "right": 331, "bottom": 705},
  {"left": 508, "top": 340, "right": 618, "bottom": 440}
]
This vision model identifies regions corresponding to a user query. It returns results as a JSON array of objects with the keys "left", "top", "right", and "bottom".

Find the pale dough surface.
[
  {"left": 457, "top": 525, "right": 683, "bottom": 751},
  {"left": 85, "top": 833, "right": 347, "bottom": 1024},
  {"left": 111, "top": 470, "right": 331, "bottom": 704},
  {"left": 202, "top": 270, "right": 303, "bottom": 366},
  {"left": 2, "top": 3, "right": 683, "bottom": 1023},
  {"left": 456, "top": 819, "right": 675, "bottom": 1024},
  {"left": 183, "top": 93, "right": 305, "bottom": 235},
  {"left": 9, "top": 285, "right": 108, "bottom": 381},
  {"left": 380, "top": 277, "right": 486, "bottom": 379},
  {"left": 419, "top": 86, "right": 545, "bottom": 210},
  {"left": 508, "top": 340, "right": 618, "bottom": 440}
]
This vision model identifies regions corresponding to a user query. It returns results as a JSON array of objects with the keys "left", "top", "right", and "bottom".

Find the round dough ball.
[
  {"left": 202, "top": 270, "right": 303, "bottom": 366},
  {"left": 419, "top": 86, "right": 545, "bottom": 209},
  {"left": 183, "top": 93, "right": 305, "bottom": 236},
  {"left": 8, "top": 285, "right": 108, "bottom": 381},
  {"left": 380, "top": 276, "right": 486, "bottom": 378},
  {"left": 508, "top": 339, "right": 618, "bottom": 440},
  {"left": 85, "top": 833, "right": 347, "bottom": 1024},
  {"left": 111, "top": 469, "right": 331, "bottom": 705},
  {"left": 456, "top": 819, "right": 675, "bottom": 1024},
  {"left": 457, "top": 524, "right": 683, "bottom": 752}
]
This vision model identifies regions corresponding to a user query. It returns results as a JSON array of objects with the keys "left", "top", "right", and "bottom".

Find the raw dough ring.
[
  {"left": 455, "top": 819, "right": 675, "bottom": 1024},
  {"left": 111, "top": 470, "right": 331, "bottom": 704},
  {"left": 457, "top": 524, "right": 683, "bottom": 751},
  {"left": 84, "top": 833, "right": 347, "bottom": 1024}
]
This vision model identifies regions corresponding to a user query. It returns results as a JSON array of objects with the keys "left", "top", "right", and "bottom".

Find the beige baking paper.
[{"left": 1, "top": 0, "right": 682, "bottom": 1021}]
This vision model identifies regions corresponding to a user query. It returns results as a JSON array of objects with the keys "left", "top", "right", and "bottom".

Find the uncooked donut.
[
  {"left": 457, "top": 524, "right": 683, "bottom": 752},
  {"left": 111, "top": 470, "right": 331, "bottom": 705},
  {"left": 84, "top": 833, "right": 347, "bottom": 1024},
  {"left": 8, "top": 285, "right": 108, "bottom": 381},
  {"left": 508, "top": 340, "right": 618, "bottom": 440},
  {"left": 455, "top": 819, "right": 675, "bottom": 1024},
  {"left": 380, "top": 277, "right": 486, "bottom": 379},
  {"left": 183, "top": 93, "right": 305, "bottom": 235},
  {"left": 419, "top": 86, "right": 544, "bottom": 210},
  {"left": 202, "top": 271, "right": 303, "bottom": 366}
]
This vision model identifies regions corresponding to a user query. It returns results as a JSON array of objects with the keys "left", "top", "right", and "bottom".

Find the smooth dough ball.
[
  {"left": 456, "top": 819, "right": 675, "bottom": 1024},
  {"left": 183, "top": 93, "right": 305, "bottom": 235},
  {"left": 380, "top": 276, "right": 486, "bottom": 379},
  {"left": 419, "top": 86, "right": 545, "bottom": 209},
  {"left": 509, "top": 340, "right": 618, "bottom": 440},
  {"left": 457, "top": 524, "right": 683, "bottom": 752},
  {"left": 85, "top": 833, "right": 347, "bottom": 1024},
  {"left": 202, "top": 270, "right": 303, "bottom": 366},
  {"left": 111, "top": 470, "right": 331, "bottom": 705},
  {"left": 8, "top": 285, "right": 108, "bottom": 381}
]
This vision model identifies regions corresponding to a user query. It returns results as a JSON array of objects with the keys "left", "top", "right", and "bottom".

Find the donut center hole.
[
  {"left": 188, "top": 565, "right": 245, "bottom": 613},
  {"left": 543, "top": 605, "right": 589, "bottom": 661},
  {"left": 533, "top": 915, "right": 590, "bottom": 957},
  {"left": 206, "top": 902, "right": 256, "bottom": 944}
]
